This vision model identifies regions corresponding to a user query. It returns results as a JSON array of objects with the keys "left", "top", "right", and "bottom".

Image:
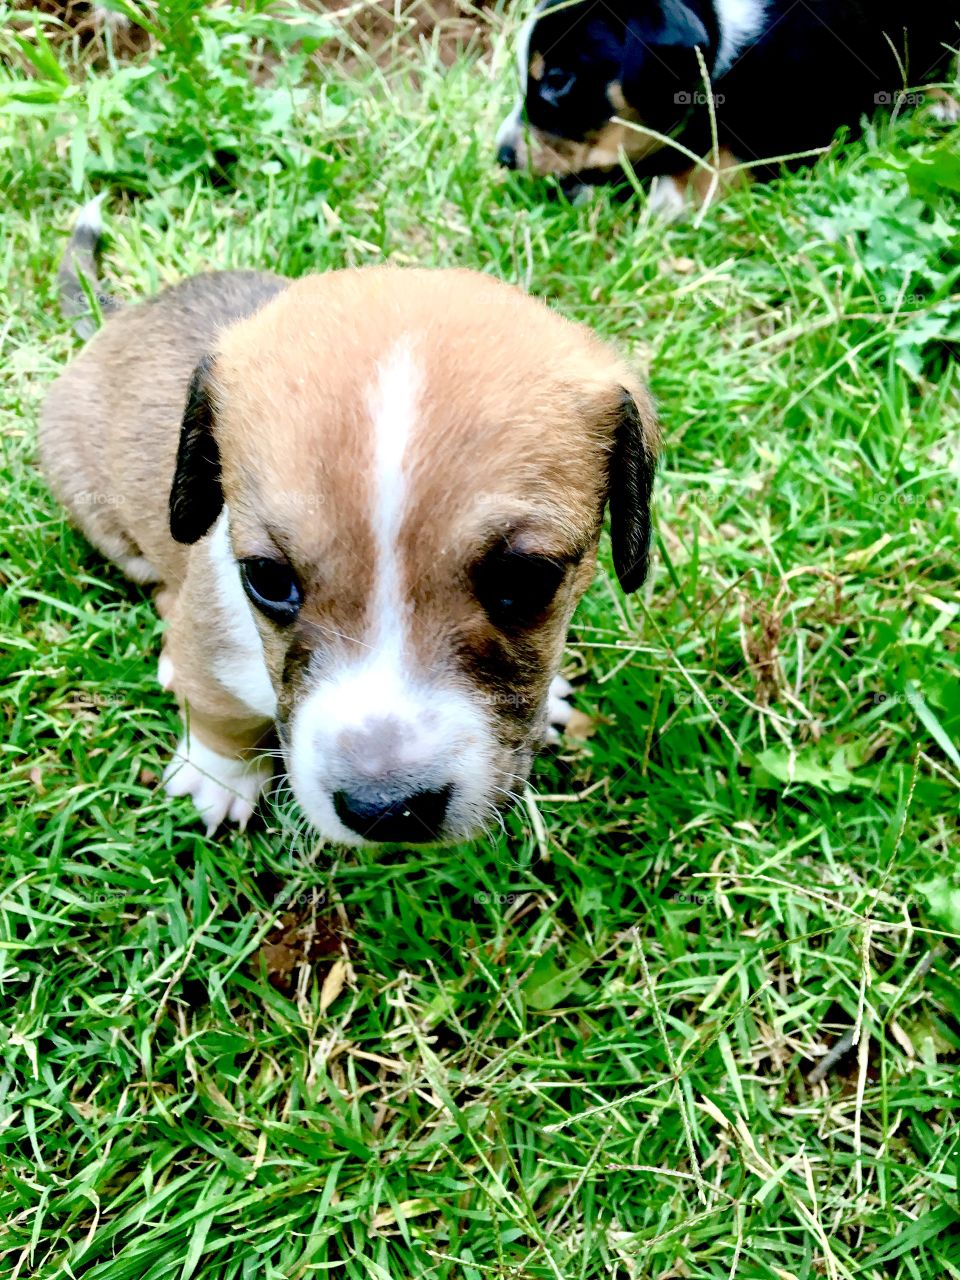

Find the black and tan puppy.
[
  {"left": 496, "top": 1, "right": 959, "bottom": 214},
  {"left": 39, "top": 203, "right": 659, "bottom": 844}
]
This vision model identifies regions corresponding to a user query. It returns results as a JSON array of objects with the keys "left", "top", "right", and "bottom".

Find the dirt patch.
[
  {"left": 256, "top": 902, "right": 347, "bottom": 994},
  {"left": 13, "top": 0, "right": 494, "bottom": 67},
  {"left": 12, "top": 1, "right": 151, "bottom": 57},
  {"left": 316, "top": 0, "right": 494, "bottom": 68}
]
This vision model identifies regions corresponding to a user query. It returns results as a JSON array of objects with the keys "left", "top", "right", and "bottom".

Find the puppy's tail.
[{"left": 57, "top": 194, "right": 120, "bottom": 339}]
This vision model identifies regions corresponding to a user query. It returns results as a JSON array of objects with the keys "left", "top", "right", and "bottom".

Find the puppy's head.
[
  {"left": 496, "top": 0, "right": 712, "bottom": 179},
  {"left": 170, "top": 268, "right": 658, "bottom": 846}
]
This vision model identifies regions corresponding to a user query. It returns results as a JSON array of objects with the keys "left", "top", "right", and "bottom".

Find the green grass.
[{"left": 2, "top": 4, "right": 960, "bottom": 1277}]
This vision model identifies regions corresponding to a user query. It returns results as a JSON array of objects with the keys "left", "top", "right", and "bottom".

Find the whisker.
[{"left": 306, "top": 621, "right": 373, "bottom": 650}]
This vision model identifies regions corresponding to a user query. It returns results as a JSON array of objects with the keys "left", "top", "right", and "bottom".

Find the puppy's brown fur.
[
  {"left": 41, "top": 270, "right": 290, "bottom": 763},
  {"left": 41, "top": 270, "right": 288, "bottom": 588},
  {"left": 41, "top": 254, "right": 659, "bottom": 841},
  {"left": 213, "top": 270, "right": 656, "bottom": 756}
]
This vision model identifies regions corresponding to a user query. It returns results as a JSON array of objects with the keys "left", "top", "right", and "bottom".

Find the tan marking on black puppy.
[
  {"left": 517, "top": 81, "right": 653, "bottom": 179},
  {"left": 40, "top": 204, "right": 659, "bottom": 844},
  {"left": 649, "top": 146, "right": 749, "bottom": 219},
  {"left": 525, "top": 111, "right": 657, "bottom": 178}
]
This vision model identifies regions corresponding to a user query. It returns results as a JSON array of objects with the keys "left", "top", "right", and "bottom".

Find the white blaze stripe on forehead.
[
  {"left": 286, "top": 339, "right": 500, "bottom": 845},
  {"left": 713, "top": 0, "right": 768, "bottom": 76},
  {"left": 367, "top": 335, "right": 421, "bottom": 651}
]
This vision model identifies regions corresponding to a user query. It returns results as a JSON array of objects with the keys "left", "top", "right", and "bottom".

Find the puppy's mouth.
[
  {"left": 284, "top": 749, "right": 533, "bottom": 848},
  {"left": 278, "top": 660, "right": 545, "bottom": 847},
  {"left": 500, "top": 116, "right": 664, "bottom": 180}
]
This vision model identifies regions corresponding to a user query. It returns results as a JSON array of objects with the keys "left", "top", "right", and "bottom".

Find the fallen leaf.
[
  {"left": 320, "top": 957, "right": 347, "bottom": 1015},
  {"left": 752, "top": 745, "right": 867, "bottom": 793},
  {"left": 564, "top": 709, "right": 597, "bottom": 740},
  {"left": 372, "top": 1199, "right": 435, "bottom": 1231},
  {"left": 916, "top": 878, "right": 960, "bottom": 935},
  {"left": 889, "top": 1019, "right": 915, "bottom": 1057},
  {"left": 523, "top": 950, "right": 592, "bottom": 1011}
]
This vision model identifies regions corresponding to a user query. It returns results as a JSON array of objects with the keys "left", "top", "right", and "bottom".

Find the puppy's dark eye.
[
  {"left": 474, "top": 550, "right": 566, "bottom": 629},
  {"left": 541, "top": 66, "right": 576, "bottom": 99},
  {"left": 239, "top": 558, "right": 302, "bottom": 624}
]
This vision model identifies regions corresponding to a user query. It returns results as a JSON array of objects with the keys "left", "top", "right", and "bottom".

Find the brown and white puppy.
[{"left": 40, "top": 203, "right": 659, "bottom": 846}]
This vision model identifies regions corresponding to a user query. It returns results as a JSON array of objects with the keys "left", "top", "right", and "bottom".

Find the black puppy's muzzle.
[{"left": 497, "top": 142, "right": 519, "bottom": 169}]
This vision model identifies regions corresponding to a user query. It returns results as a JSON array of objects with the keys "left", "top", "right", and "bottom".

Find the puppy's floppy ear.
[
  {"left": 620, "top": 0, "right": 710, "bottom": 113},
  {"left": 608, "top": 386, "right": 659, "bottom": 593},
  {"left": 170, "top": 355, "right": 223, "bottom": 545},
  {"left": 653, "top": 0, "right": 710, "bottom": 49}
]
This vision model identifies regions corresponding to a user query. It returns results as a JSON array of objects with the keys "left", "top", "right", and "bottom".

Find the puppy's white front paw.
[
  {"left": 157, "top": 652, "right": 175, "bottom": 692},
  {"left": 929, "top": 94, "right": 960, "bottom": 124},
  {"left": 163, "top": 735, "right": 271, "bottom": 834},
  {"left": 648, "top": 175, "right": 687, "bottom": 222},
  {"left": 545, "top": 675, "right": 574, "bottom": 744}
]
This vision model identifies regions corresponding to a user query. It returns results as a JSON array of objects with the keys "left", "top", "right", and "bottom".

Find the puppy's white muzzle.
[
  {"left": 287, "top": 649, "right": 498, "bottom": 845},
  {"left": 496, "top": 101, "right": 527, "bottom": 169}
]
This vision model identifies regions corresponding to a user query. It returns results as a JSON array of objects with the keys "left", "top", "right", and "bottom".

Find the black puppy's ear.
[
  {"left": 621, "top": 0, "right": 711, "bottom": 113},
  {"left": 170, "top": 355, "right": 223, "bottom": 545},
  {"left": 608, "top": 387, "right": 659, "bottom": 593},
  {"left": 654, "top": 0, "right": 710, "bottom": 49}
]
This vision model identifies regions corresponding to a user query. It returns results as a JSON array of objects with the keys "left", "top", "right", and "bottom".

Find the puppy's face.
[
  {"left": 171, "top": 269, "right": 658, "bottom": 846},
  {"left": 496, "top": 0, "right": 708, "bottom": 179}
]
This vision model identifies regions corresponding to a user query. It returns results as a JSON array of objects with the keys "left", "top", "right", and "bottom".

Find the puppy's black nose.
[
  {"left": 497, "top": 142, "right": 518, "bottom": 170},
  {"left": 333, "top": 785, "right": 451, "bottom": 843}
]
